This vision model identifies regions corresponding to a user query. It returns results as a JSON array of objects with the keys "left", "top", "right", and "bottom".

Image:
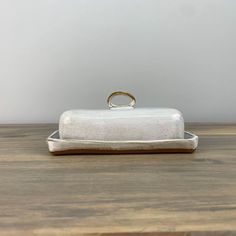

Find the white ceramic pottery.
[
  {"left": 47, "top": 131, "right": 198, "bottom": 155},
  {"left": 59, "top": 91, "right": 184, "bottom": 141},
  {"left": 47, "top": 91, "right": 198, "bottom": 155}
]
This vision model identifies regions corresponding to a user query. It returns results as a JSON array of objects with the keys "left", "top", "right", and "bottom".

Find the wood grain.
[{"left": 0, "top": 124, "right": 236, "bottom": 236}]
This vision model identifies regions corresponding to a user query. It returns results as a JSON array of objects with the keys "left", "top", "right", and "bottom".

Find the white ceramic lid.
[{"left": 59, "top": 91, "right": 184, "bottom": 141}]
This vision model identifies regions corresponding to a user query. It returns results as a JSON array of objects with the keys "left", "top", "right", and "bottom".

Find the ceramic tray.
[{"left": 47, "top": 131, "right": 198, "bottom": 155}]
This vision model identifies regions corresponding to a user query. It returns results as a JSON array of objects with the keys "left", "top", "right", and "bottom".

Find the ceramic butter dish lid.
[{"left": 59, "top": 91, "right": 185, "bottom": 141}]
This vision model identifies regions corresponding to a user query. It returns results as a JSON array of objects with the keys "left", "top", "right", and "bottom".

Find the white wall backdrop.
[{"left": 0, "top": 0, "right": 236, "bottom": 123}]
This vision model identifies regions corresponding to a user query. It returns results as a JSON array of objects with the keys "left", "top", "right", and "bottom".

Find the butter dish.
[{"left": 47, "top": 91, "right": 198, "bottom": 155}]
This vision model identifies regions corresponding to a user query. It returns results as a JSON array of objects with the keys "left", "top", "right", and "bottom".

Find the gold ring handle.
[{"left": 107, "top": 91, "right": 136, "bottom": 109}]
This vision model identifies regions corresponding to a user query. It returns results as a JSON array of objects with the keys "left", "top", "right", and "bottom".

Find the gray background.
[{"left": 0, "top": 0, "right": 236, "bottom": 123}]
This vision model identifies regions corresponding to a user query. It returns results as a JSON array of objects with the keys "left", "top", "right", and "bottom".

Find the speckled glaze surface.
[{"left": 59, "top": 107, "right": 185, "bottom": 141}]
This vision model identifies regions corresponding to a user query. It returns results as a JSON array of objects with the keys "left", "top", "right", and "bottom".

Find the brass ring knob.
[{"left": 107, "top": 91, "right": 136, "bottom": 109}]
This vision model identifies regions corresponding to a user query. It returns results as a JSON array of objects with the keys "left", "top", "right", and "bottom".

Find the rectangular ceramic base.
[{"left": 47, "top": 131, "right": 198, "bottom": 155}]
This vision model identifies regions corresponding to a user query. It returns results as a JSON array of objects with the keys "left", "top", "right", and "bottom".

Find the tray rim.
[
  {"left": 47, "top": 131, "right": 198, "bottom": 155},
  {"left": 48, "top": 131, "right": 197, "bottom": 143}
]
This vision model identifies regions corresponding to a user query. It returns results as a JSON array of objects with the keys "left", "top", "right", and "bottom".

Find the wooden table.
[{"left": 0, "top": 124, "right": 236, "bottom": 236}]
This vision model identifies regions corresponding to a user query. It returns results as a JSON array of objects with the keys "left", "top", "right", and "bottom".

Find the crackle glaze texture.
[{"left": 59, "top": 108, "right": 184, "bottom": 141}]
